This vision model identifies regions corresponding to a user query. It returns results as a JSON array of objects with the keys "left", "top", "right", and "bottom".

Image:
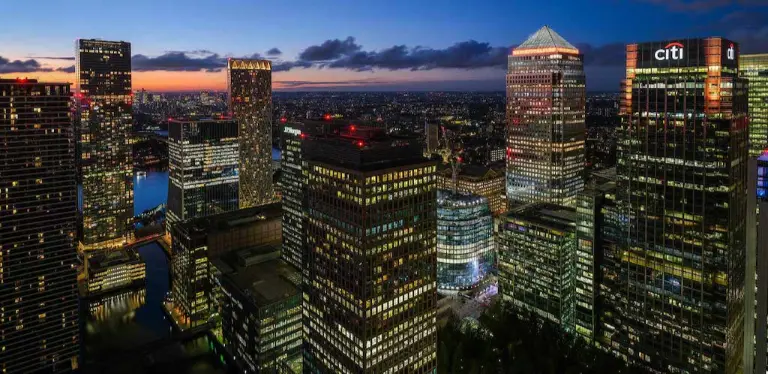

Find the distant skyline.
[{"left": 1, "top": 0, "right": 766, "bottom": 91}]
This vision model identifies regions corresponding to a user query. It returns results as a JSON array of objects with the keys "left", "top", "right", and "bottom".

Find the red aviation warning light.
[{"left": 280, "top": 117, "right": 287, "bottom": 124}]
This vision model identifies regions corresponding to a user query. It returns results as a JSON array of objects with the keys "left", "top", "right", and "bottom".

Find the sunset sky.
[{"left": 1, "top": 0, "right": 766, "bottom": 91}]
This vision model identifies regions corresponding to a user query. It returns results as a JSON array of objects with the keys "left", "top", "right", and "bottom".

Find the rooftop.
[
  {"left": 512, "top": 26, "right": 579, "bottom": 56},
  {"left": 217, "top": 245, "right": 300, "bottom": 307},
  {"left": 178, "top": 202, "right": 282, "bottom": 234},
  {"left": 505, "top": 203, "right": 577, "bottom": 233},
  {"left": 88, "top": 248, "right": 142, "bottom": 272}
]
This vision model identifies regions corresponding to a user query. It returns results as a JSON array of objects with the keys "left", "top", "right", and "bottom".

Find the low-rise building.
[{"left": 86, "top": 248, "right": 146, "bottom": 296}]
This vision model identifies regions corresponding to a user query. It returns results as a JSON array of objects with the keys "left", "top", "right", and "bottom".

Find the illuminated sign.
[
  {"left": 283, "top": 127, "right": 301, "bottom": 136},
  {"left": 655, "top": 42, "right": 684, "bottom": 61},
  {"left": 727, "top": 43, "right": 735, "bottom": 60}
]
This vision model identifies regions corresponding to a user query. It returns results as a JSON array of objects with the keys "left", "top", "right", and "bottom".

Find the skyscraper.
[
  {"left": 618, "top": 38, "right": 748, "bottom": 373},
  {"left": 167, "top": 118, "right": 239, "bottom": 226},
  {"left": 436, "top": 190, "right": 494, "bottom": 292},
  {"left": 302, "top": 125, "right": 438, "bottom": 373},
  {"left": 227, "top": 58, "right": 273, "bottom": 209},
  {"left": 0, "top": 78, "right": 80, "bottom": 372},
  {"left": 75, "top": 39, "right": 133, "bottom": 251},
  {"left": 506, "top": 26, "right": 585, "bottom": 207},
  {"left": 741, "top": 54, "right": 768, "bottom": 157},
  {"left": 279, "top": 121, "right": 308, "bottom": 271}
]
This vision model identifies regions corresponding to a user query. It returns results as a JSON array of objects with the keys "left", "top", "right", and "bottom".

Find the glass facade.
[
  {"left": 302, "top": 127, "right": 438, "bottom": 373},
  {"left": 75, "top": 39, "right": 134, "bottom": 251},
  {"left": 436, "top": 190, "right": 494, "bottom": 292},
  {"left": 227, "top": 59, "right": 274, "bottom": 209},
  {"left": 618, "top": 38, "right": 748, "bottom": 373},
  {"left": 506, "top": 26, "right": 585, "bottom": 207},
  {"left": 741, "top": 54, "right": 768, "bottom": 157},
  {"left": 498, "top": 204, "right": 577, "bottom": 327},
  {"left": 0, "top": 79, "right": 80, "bottom": 372},
  {"left": 438, "top": 165, "right": 506, "bottom": 215},
  {"left": 279, "top": 122, "right": 306, "bottom": 271},
  {"left": 167, "top": 118, "right": 239, "bottom": 226}
]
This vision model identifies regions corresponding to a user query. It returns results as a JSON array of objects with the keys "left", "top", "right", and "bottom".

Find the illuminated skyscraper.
[
  {"left": 753, "top": 153, "right": 768, "bottom": 374},
  {"left": 167, "top": 118, "right": 239, "bottom": 226},
  {"left": 302, "top": 125, "right": 438, "bottom": 373},
  {"left": 279, "top": 121, "right": 308, "bottom": 271},
  {"left": 0, "top": 79, "right": 80, "bottom": 372},
  {"left": 618, "top": 38, "right": 748, "bottom": 373},
  {"left": 506, "top": 26, "right": 585, "bottom": 207},
  {"left": 741, "top": 54, "right": 768, "bottom": 157},
  {"left": 436, "top": 190, "right": 494, "bottom": 292},
  {"left": 75, "top": 39, "right": 133, "bottom": 251},
  {"left": 227, "top": 59, "right": 273, "bottom": 209}
]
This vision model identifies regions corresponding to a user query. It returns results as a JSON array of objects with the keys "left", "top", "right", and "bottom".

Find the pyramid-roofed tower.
[{"left": 513, "top": 26, "right": 579, "bottom": 55}]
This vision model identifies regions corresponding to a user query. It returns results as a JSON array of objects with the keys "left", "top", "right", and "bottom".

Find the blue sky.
[{"left": 1, "top": 0, "right": 766, "bottom": 91}]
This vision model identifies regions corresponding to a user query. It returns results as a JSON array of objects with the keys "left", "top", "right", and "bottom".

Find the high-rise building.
[
  {"left": 279, "top": 121, "right": 308, "bottom": 271},
  {"left": 506, "top": 26, "right": 585, "bottom": 207},
  {"left": 425, "top": 121, "right": 440, "bottom": 155},
  {"left": 167, "top": 118, "right": 239, "bottom": 226},
  {"left": 0, "top": 78, "right": 80, "bottom": 372},
  {"left": 169, "top": 203, "right": 281, "bottom": 328},
  {"left": 498, "top": 203, "right": 577, "bottom": 328},
  {"left": 741, "top": 54, "right": 768, "bottom": 157},
  {"left": 227, "top": 59, "right": 273, "bottom": 209},
  {"left": 618, "top": 38, "right": 748, "bottom": 373},
  {"left": 750, "top": 153, "right": 768, "bottom": 374},
  {"left": 213, "top": 245, "right": 302, "bottom": 373},
  {"left": 75, "top": 39, "right": 134, "bottom": 251},
  {"left": 302, "top": 125, "right": 438, "bottom": 373},
  {"left": 436, "top": 190, "right": 494, "bottom": 292}
]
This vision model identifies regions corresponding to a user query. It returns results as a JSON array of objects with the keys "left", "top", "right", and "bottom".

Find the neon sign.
[{"left": 655, "top": 42, "right": 684, "bottom": 61}]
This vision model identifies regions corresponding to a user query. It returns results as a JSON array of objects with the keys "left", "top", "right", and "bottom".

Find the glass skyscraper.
[
  {"left": 302, "top": 125, "right": 438, "bottom": 373},
  {"left": 506, "top": 26, "right": 585, "bottom": 207},
  {"left": 227, "top": 59, "right": 274, "bottom": 209},
  {"left": 0, "top": 79, "right": 80, "bottom": 372},
  {"left": 167, "top": 118, "right": 239, "bottom": 226},
  {"left": 279, "top": 121, "right": 308, "bottom": 271},
  {"left": 436, "top": 190, "right": 494, "bottom": 292},
  {"left": 75, "top": 39, "right": 134, "bottom": 252},
  {"left": 618, "top": 38, "right": 748, "bottom": 373},
  {"left": 741, "top": 54, "right": 768, "bottom": 157}
]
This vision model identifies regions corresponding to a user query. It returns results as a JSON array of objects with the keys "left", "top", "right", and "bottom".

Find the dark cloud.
[
  {"left": 719, "top": 11, "right": 768, "bottom": 53},
  {"left": 266, "top": 48, "right": 282, "bottom": 56},
  {"left": 56, "top": 65, "right": 75, "bottom": 73},
  {"left": 28, "top": 56, "right": 76, "bottom": 61},
  {"left": 273, "top": 60, "right": 313, "bottom": 72},
  {"left": 577, "top": 43, "right": 626, "bottom": 66},
  {"left": 0, "top": 56, "right": 53, "bottom": 73},
  {"left": 132, "top": 52, "right": 227, "bottom": 72},
  {"left": 298, "top": 37, "right": 362, "bottom": 61}
]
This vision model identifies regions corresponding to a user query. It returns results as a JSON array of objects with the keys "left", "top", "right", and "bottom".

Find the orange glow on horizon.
[{"left": 511, "top": 47, "right": 580, "bottom": 56}]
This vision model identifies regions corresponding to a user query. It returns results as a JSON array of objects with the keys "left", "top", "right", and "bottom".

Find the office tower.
[
  {"left": 213, "top": 245, "right": 302, "bottom": 373},
  {"left": 279, "top": 121, "right": 307, "bottom": 270},
  {"left": 170, "top": 204, "right": 281, "bottom": 328},
  {"left": 227, "top": 58, "right": 273, "bottom": 209},
  {"left": 506, "top": 26, "right": 585, "bottom": 207},
  {"left": 498, "top": 204, "right": 577, "bottom": 328},
  {"left": 167, "top": 118, "right": 239, "bottom": 226},
  {"left": 0, "top": 79, "right": 80, "bottom": 372},
  {"left": 753, "top": 153, "right": 768, "bottom": 374},
  {"left": 437, "top": 164, "right": 507, "bottom": 215},
  {"left": 741, "top": 54, "right": 768, "bottom": 157},
  {"left": 618, "top": 38, "right": 748, "bottom": 373},
  {"left": 425, "top": 121, "right": 440, "bottom": 154},
  {"left": 75, "top": 39, "right": 133, "bottom": 251},
  {"left": 302, "top": 125, "right": 438, "bottom": 373},
  {"left": 436, "top": 190, "right": 494, "bottom": 292}
]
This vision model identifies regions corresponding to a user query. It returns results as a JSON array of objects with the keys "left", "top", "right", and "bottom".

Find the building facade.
[
  {"left": 75, "top": 39, "right": 134, "bottom": 251},
  {"left": 618, "top": 38, "right": 748, "bottom": 373},
  {"left": 506, "top": 26, "right": 586, "bottom": 207},
  {"left": 741, "top": 54, "right": 768, "bottom": 157},
  {"left": 215, "top": 246, "right": 302, "bottom": 373},
  {"left": 302, "top": 126, "right": 438, "bottom": 373},
  {"left": 437, "top": 164, "right": 506, "bottom": 215},
  {"left": 436, "top": 190, "right": 494, "bottom": 292},
  {"left": 228, "top": 59, "right": 273, "bottom": 209},
  {"left": 279, "top": 121, "right": 307, "bottom": 271},
  {"left": 167, "top": 118, "right": 239, "bottom": 226},
  {"left": 170, "top": 204, "right": 281, "bottom": 328},
  {"left": 86, "top": 248, "right": 146, "bottom": 295},
  {"left": 498, "top": 204, "right": 577, "bottom": 328},
  {"left": 0, "top": 79, "right": 80, "bottom": 372}
]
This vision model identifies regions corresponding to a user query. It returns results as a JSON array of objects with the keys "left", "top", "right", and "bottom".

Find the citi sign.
[{"left": 655, "top": 42, "right": 684, "bottom": 61}]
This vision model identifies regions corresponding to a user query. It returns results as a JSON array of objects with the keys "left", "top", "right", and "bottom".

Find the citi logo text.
[
  {"left": 727, "top": 43, "right": 735, "bottom": 60},
  {"left": 655, "top": 42, "right": 684, "bottom": 61}
]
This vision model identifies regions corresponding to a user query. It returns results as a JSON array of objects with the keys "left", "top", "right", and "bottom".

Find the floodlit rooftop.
[{"left": 512, "top": 26, "right": 579, "bottom": 56}]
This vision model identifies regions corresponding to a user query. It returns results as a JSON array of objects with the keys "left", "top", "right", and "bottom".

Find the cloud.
[
  {"left": 576, "top": 43, "right": 626, "bottom": 66},
  {"left": 266, "top": 48, "right": 282, "bottom": 56},
  {"left": 28, "top": 56, "right": 76, "bottom": 61},
  {"left": 273, "top": 60, "right": 313, "bottom": 72},
  {"left": 298, "top": 37, "right": 363, "bottom": 61},
  {"left": 132, "top": 51, "right": 227, "bottom": 72},
  {"left": 714, "top": 11, "right": 768, "bottom": 53},
  {"left": 0, "top": 56, "right": 54, "bottom": 73},
  {"left": 56, "top": 65, "right": 76, "bottom": 73}
]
